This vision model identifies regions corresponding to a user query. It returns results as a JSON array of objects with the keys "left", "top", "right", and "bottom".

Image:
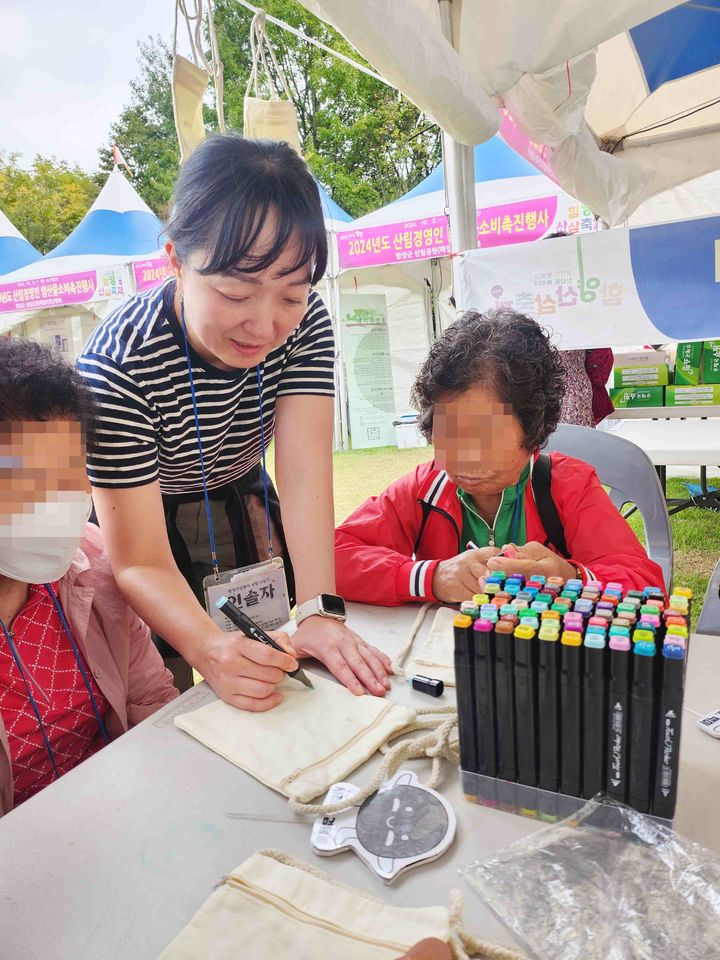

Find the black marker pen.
[{"left": 216, "top": 595, "right": 313, "bottom": 689}]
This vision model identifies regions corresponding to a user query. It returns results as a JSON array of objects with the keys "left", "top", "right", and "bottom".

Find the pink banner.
[
  {"left": 337, "top": 196, "right": 561, "bottom": 269},
  {"left": 337, "top": 216, "right": 451, "bottom": 269},
  {"left": 477, "top": 195, "right": 558, "bottom": 248},
  {"left": 133, "top": 256, "right": 171, "bottom": 293},
  {"left": 498, "top": 109, "right": 561, "bottom": 187},
  {"left": 0, "top": 271, "right": 97, "bottom": 314}
]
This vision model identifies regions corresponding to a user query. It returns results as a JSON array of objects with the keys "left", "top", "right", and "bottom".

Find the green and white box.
[
  {"left": 674, "top": 342, "right": 703, "bottom": 386},
  {"left": 701, "top": 340, "right": 720, "bottom": 384},
  {"left": 666, "top": 384, "right": 720, "bottom": 406},
  {"left": 610, "top": 386, "right": 665, "bottom": 408},
  {"left": 613, "top": 365, "right": 669, "bottom": 388}
]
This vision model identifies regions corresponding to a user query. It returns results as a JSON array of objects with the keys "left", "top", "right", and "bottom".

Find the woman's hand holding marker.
[
  {"left": 483, "top": 541, "right": 578, "bottom": 584},
  {"left": 432, "top": 546, "right": 500, "bottom": 603}
]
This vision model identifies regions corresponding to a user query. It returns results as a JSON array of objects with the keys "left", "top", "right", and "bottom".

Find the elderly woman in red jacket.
[
  {"left": 335, "top": 310, "right": 663, "bottom": 606},
  {"left": 0, "top": 339, "right": 177, "bottom": 816}
]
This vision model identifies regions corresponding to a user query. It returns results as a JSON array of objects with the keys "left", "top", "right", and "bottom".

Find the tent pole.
[{"left": 438, "top": 0, "right": 477, "bottom": 311}]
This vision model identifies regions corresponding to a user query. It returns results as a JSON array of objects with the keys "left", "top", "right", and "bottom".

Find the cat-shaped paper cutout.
[{"left": 311, "top": 769, "right": 456, "bottom": 883}]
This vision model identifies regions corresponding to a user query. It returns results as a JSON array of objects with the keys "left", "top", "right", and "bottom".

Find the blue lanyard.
[
  {"left": 0, "top": 584, "right": 110, "bottom": 783},
  {"left": 180, "top": 299, "right": 274, "bottom": 577}
]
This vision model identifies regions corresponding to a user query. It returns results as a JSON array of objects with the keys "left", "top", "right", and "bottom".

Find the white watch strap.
[{"left": 295, "top": 597, "right": 321, "bottom": 625}]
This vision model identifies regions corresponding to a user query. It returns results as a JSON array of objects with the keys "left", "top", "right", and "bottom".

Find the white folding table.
[{"left": 0, "top": 602, "right": 717, "bottom": 959}]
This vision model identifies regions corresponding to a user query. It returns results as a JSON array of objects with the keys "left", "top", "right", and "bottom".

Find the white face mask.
[{"left": 0, "top": 491, "right": 92, "bottom": 584}]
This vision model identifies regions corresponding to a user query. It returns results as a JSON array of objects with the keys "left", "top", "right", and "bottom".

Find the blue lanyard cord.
[
  {"left": 256, "top": 365, "right": 274, "bottom": 558},
  {"left": 0, "top": 617, "right": 60, "bottom": 781},
  {"left": 0, "top": 585, "right": 112, "bottom": 783},
  {"left": 44, "top": 584, "right": 110, "bottom": 746},
  {"left": 180, "top": 298, "right": 220, "bottom": 580}
]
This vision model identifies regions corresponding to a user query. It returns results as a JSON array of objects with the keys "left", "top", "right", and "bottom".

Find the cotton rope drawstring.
[{"left": 224, "top": 850, "right": 528, "bottom": 960}]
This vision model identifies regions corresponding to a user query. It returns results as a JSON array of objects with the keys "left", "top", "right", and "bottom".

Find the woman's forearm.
[{"left": 115, "top": 562, "right": 218, "bottom": 663}]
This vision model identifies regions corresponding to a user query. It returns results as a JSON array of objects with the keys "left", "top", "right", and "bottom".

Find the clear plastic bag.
[{"left": 461, "top": 797, "right": 720, "bottom": 960}]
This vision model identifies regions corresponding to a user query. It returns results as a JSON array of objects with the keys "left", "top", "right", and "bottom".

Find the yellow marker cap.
[
  {"left": 561, "top": 630, "right": 583, "bottom": 646},
  {"left": 667, "top": 624, "right": 689, "bottom": 637},
  {"left": 633, "top": 629, "right": 655, "bottom": 643},
  {"left": 472, "top": 594, "right": 490, "bottom": 605},
  {"left": 542, "top": 610, "right": 561, "bottom": 621},
  {"left": 514, "top": 625, "right": 535, "bottom": 640},
  {"left": 674, "top": 587, "right": 693, "bottom": 599},
  {"left": 453, "top": 614, "right": 473, "bottom": 628}
]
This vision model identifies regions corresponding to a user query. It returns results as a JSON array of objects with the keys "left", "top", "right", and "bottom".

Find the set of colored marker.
[{"left": 454, "top": 573, "right": 692, "bottom": 822}]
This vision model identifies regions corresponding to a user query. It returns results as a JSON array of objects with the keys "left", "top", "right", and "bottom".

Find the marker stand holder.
[{"left": 460, "top": 768, "right": 673, "bottom": 827}]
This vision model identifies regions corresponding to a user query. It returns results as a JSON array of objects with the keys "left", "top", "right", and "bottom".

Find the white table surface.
[
  {"left": 610, "top": 418, "right": 720, "bottom": 467},
  {"left": 0, "top": 603, "right": 717, "bottom": 959}
]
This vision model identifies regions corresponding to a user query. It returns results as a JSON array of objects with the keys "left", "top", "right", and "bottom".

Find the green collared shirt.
[{"left": 458, "top": 462, "right": 530, "bottom": 549}]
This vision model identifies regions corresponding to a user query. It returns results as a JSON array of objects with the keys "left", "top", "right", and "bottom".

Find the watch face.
[{"left": 321, "top": 593, "right": 346, "bottom": 618}]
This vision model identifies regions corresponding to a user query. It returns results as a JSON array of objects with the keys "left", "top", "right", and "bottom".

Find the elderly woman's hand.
[
  {"left": 432, "top": 547, "right": 501, "bottom": 602},
  {"left": 483, "top": 542, "right": 578, "bottom": 583}
]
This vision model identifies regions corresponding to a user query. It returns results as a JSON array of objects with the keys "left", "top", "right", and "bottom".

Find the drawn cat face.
[{"left": 356, "top": 784, "right": 449, "bottom": 858}]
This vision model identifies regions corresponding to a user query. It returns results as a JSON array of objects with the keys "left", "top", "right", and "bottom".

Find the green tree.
[
  {"left": 0, "top": 152, "right": 99, "bottom": 254},
  {"left": 214, "top": 0, "right": 442, "bottom": 217},
  {"left": 100, "top": 4, "right": 441, "bottom": 219},
  {"left": 97, "top": 36, "right": 182, "bottom": 219}
]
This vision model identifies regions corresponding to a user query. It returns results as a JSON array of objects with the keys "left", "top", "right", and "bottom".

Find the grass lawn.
[{"left": 308, "top": 445, "right": 718, "bottom": 631}]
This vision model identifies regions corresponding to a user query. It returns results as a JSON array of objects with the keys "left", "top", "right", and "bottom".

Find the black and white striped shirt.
[{"left": 78, "top": 281, "right": 335, "bottom": 493}]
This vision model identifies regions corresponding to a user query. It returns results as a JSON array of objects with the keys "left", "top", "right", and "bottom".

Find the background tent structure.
[
  {"left": 0, "top": 209, "right": 42, "bottom": 275},
  {"left": 0, "top": 167, "right": 165, "bottom": 357},
  {"left": 333, "top": 136, "right": 596, "bottom": 448},
  {"left": 299, "top": 1, "right": 720, "bottom": 229}
]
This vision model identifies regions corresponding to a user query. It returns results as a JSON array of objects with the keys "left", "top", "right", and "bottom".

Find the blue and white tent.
[
  {"left": 0, "top": 209, "right": 42, "bottom": 275},
  {"left": 44, "top": 166, "right": 164, "bottom": 262},
  {"left": 344, "top": 136, "right": 569, "bottom": 233},
  {"left": 317, "top": 182, "right": 351, "bottom": 232}
]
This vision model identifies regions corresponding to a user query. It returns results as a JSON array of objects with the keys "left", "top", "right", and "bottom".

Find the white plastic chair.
[{"left": 544, "top": 423, "right": 673, "bottom": 590}]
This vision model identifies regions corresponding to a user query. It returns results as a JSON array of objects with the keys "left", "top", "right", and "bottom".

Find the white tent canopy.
[{"left": 299, "top": 0, "right": 720, "bottom": 226}]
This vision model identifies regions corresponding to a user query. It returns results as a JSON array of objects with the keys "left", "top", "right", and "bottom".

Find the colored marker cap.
[
  {"left": 663, "top": 643, "right": 686, "bottom": 660},
  {"left": 453, "top": 614, "right": 473, "bottom": 628},
  {"left": 633, "top": 629, "right": 655, "bottom": 644},
  {"left": 609, "top": 636, "right": 631, "bottom": 652},
  {"left": 460, "top": 601, "right": 479, "bottom": 617},
  {"left": 542, "top": 610, "right": 561, "bottom": 621},
  {"left": 539, "top": 627, "right": 560, "bottom": 641},
  {"left": 561, "top": 630, "right": 583, "bottom": 646},
  {"left": 485, "top": 583, "right": 500, "bottom": 595},
  {"left": 514, "top": 625, "right": 536, "bottom": 639},
  {"left": 609, "top": 625, "right": 630, "bottom": 637},
  {"left": 635, "top": 640, "right": 656, "bottom": 657},
  {"left": 473, "top": 618, "right": 494, "bottom": 632},
  {"left": 674, "top": 587, "right": 693, "bottom": 599},
  {"left": 584, "top": 634, "right": 606, "bottom": 649},
  {"left": 667, "top": 624, "right": 689, "bottom": 637},
  {"left": 472, "top": 593, "right": 490, "bottom": 605}
]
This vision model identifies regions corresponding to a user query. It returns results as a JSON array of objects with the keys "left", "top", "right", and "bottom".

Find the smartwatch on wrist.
[{"left": 295, "top": 593, "right": 347, "bottom": 626}]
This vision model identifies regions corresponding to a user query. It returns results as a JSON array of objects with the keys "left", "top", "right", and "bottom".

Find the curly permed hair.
[
  {"left": 0, "top": 338, "right": 96, "bottom": 446},
  {"left": 411, "top": 309, "right": 566, "bottom": 451}
]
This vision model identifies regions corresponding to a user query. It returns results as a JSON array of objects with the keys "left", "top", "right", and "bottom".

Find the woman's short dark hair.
[
  {"left": 167, "top": 136, "right": 328, "bottom": 285},
  {"left": 412, "top": 309, "right": 566, "bottom": 450},
  {"left": 0, "top": 338, "right": 96, "bottom": 444}
]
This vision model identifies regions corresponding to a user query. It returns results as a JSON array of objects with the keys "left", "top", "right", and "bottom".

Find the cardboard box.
[
  {"left": 613, "top": 365, "right": 669, "bottom": 388},
  {"left": 674, "top": 341, "right": 703, "bottom": 386},
  {"left": 701, "top": 340, "right": 720, "bottom": 384},
  {"left": 610, "top": 386, "right": 665, "bottom": 408},
  {"left": 665, "top": 384, "right": 720, "bottom": 406},
  {"left": 613, "top": 350, "right": 666, "bottom": 369}
]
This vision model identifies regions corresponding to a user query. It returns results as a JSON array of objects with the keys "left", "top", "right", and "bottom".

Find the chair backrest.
[
  {"left": 543, "top": 424, "right": 673, "bottom": 590},
  {"left": 697, "top": 558, "right": 720, "bottom": 636}
]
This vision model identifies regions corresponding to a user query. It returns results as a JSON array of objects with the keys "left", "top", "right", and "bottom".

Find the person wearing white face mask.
[{"left": 0, "top": 339, "right": 178, "bottom": 816}]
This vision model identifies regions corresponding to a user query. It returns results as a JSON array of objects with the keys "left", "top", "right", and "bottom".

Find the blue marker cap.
[
  {"left": 500, "top": 604, "right": 516, "bottom": 616},
  {"left": 505, "top": 582, "right": 520, "bottom": 596},
  {"left": 566, "top": 579, "right": 583, "bottom": 590},
  {"left": 663, "top": 643, "right": 685, "bottom": 660},
  {"left": 531, "top": 601, "right": 549, "bottom": 613},
  {"left": 586, "top": 624, "right": 607, "bottom": 637},
  {"left": 584, "top": 634, "right": 606, "bottom": 649},
  {"left": 635, "top": 640, "right": 656, "bottom": 657},
  {"left": 643, "top": 586, "right": 663, "bottom": 599}
]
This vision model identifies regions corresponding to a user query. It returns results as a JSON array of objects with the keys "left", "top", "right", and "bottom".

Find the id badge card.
[{"left": 203, "top": 557, "right": 291, "bottom": 633}]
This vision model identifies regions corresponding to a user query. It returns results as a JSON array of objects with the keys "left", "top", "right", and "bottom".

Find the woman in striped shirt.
[{"left": 78, "top": 136, "right": 392, "bottom": 710}]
